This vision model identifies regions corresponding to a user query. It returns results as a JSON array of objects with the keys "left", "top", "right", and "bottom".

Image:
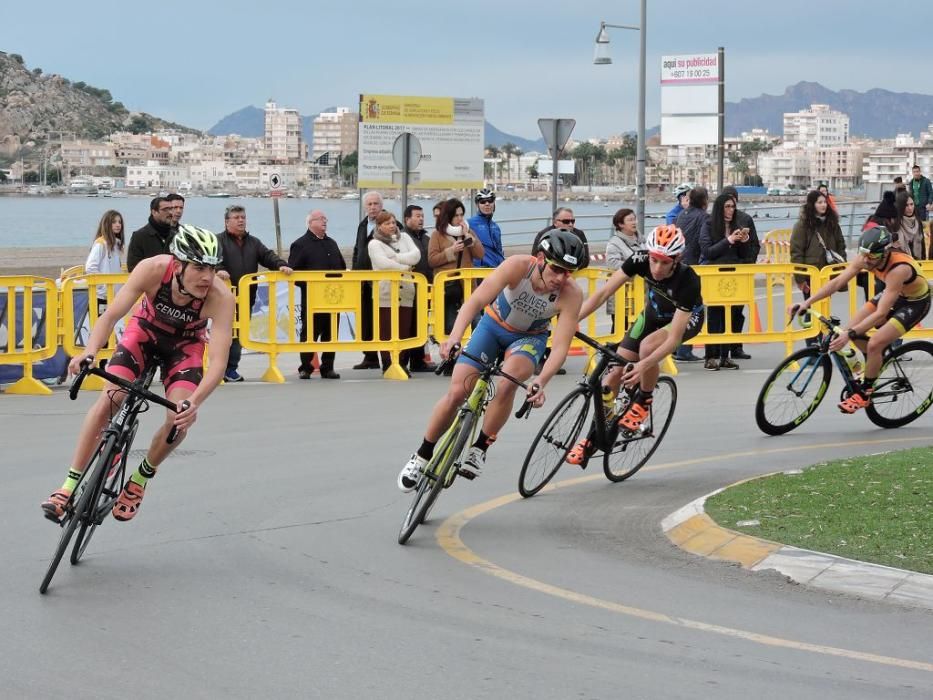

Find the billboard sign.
[
  {"left": 660, "top": 52, "right": 720, "bottom": 146},
  {"left": 358, "top": 94, "right": 484, "bottom": 189}
]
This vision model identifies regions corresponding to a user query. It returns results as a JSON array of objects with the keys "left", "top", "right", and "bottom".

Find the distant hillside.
[
  {"left": 726, "top": 81, "right": 933, "bottom": 138},
  {"left": 208, "top": 105, "right": 325, "bottom": 147},
  {"left": 0, "top": 50, "right": 198, "bottom": 154},
  {"left": 208, "top": 105, "right": 547, "bottom": 154}
]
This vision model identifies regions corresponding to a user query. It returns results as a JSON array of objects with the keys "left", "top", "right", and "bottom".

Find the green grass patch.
[{"left": 705, "top": 447, "right": 933, "bottom": 575}]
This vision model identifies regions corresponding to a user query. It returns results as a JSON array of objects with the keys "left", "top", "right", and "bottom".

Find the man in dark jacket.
[
  {"left": 216, "top": 205, "right": 292, "bottom": 382},
  {"left": 289, "top": 209, "right": 347, "bottom": 380},
  {"left": 126, "top": 197, "right": 175, "bottom": 271},
  {"left": 350, "top": 191, "right": 383, "bottom": 369},
  {"left": 402, "top": 204, "right": 436, "bottom": 372},
  {"left": 532, "top": 207, "right": 589, "bottom": 269}
]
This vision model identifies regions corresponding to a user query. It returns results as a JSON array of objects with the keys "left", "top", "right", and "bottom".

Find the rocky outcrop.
[{"left": 0, "top": 51, "right": 199, "bottom": 142}]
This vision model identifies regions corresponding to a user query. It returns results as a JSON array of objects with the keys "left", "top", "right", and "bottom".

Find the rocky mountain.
[
  {"left": 726, "top": 81, "right": 933, "bottom": 138},
  {"left": 208, "top": 106, "right": 547, "bottom": 153},
  {"left": 0, "top": 51, "right": 198, "bottom": 157}
]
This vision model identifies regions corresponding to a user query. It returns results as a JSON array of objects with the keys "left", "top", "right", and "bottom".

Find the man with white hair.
[
  {"left": 351, "top": 191, "right": 384, "bottom": 369},
  {"left": 289, "top": 209, "right": 346, "bottom": 379}
]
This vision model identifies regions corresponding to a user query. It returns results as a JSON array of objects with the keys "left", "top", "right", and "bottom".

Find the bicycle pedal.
[{"left": 457, "top": 468, "right": 477, "bottom": 481}]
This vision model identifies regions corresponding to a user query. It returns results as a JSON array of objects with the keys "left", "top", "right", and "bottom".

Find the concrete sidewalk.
[{"left": 663, "top": 489, "right": 933, "bottom": 611}]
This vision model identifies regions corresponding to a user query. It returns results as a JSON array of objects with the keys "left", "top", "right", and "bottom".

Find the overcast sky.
[{"left": 2, "top": 0, "right": 914, "bottom": 140}]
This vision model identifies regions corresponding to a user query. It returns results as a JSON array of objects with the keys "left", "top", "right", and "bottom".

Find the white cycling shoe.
[
  {"left": 458, "top": 446, "right": 485, "bottom": 480},
  {"left": 398, "top": 453, "right": 427, "bottom": 492}
]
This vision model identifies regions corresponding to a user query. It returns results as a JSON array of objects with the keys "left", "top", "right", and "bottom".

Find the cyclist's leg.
[
  {"left": 112, "top": 337, "right": 202, "bottom": 521},
  {"left": 42, "top": 331, "right": 146, "bottom": 518}
]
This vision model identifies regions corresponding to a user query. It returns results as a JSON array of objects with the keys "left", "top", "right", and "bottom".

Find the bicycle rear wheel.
[
  {"left": 866, "top": 340, "right": 933, "bottom": 428},
  {"left": 518, "top": 386, "right": 591, "bottom": 498},
  {"left": 71, "top": 431, "right": 130, "bottom": 565},
  {"left": 398, "top": 413, "right": 473, "bottom": 545},
  {"left": 603, "top": 377, "right": 677, "bottom": 482},
  {"left": 39, "top": 440, "right": 106, "bottom": 594},
  {"left": 755, "top": 347, "right": 831, "bottom": 435}
]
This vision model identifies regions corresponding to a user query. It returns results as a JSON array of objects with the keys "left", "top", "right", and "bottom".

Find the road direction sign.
[
  {"left": 538, "top": 119, "right": 576, "bottom": 159},
  {"left": 392, "top": 132, "right": 422, "bottom": 171}
]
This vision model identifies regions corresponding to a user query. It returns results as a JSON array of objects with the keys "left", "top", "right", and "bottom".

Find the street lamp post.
[{"left": 594, "top": 0, "right": 647, "bottom": 235}]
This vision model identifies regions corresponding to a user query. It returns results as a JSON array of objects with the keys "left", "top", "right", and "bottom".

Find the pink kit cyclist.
[{"left": 41, "top": 225, "right": 235, "bottom": 522}]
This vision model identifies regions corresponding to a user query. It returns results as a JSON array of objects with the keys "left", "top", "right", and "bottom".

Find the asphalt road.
[{"left": 2, "top": 345, "right": 931, "bottom": 699}]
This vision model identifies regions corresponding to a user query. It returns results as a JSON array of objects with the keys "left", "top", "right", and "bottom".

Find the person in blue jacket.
[{"left": 468, "top": 188, "right": 505, "bottom": 268}]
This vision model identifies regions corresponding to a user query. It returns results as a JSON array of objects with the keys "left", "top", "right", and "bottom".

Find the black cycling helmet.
[
  {"left": 475, "top": 187, "right": 496, "bottom": 203},
  {"left": 539, "top": 229, "right": 585, "bottom": 270},
  {"left": 858, "top": 225, "right": 893, "bottom": 257}
]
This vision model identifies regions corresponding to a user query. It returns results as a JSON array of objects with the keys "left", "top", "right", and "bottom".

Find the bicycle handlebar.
[
  {"left": 69, "top": 359, "right": 187, "bottom": 443},
  {"left": 438, "top": 346, "right": 536, "bottom": 419},
  {"left": 573, "top": 330, "right": 629, "bottom": 366}
]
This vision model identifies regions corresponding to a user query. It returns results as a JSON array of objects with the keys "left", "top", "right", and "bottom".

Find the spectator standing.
[
  {"left": 816, "top": 183, "right": 838, "bottom": 214},
  {"left": 126, "top": 197, "right": 175, "bottom": 271},
  {"left": 216, "top": 204, "right": 292, "bottom": 382},
  {"left": 790, "top": 189, "right": 846, "bottom": 324},
  {"left": 429, "top": 198, "right": 485, "bottom": 336},
  {"left": 351, "top": 191, "right": 384, "bottom": 369},
  {"left": 468, "top": 188, "right": 505, "bottom": 268},
  {"left": 720, "top": 186, "right": 761, "bottom": 359},
  {"left": 893, "top": 176, "right": 907, "bottom": 194},
  {"left": 532, "top": 207, "right": 590, "bottom": 269},
  {"left": 909, "top": 165, "right": 933, "bottom": 221},
  {"left": 402, "top": 204, "right": 436, "bottom": 372},
  {"left": 666, "top": 184, "right": 691, "bottom": 224},
  {"left": 605, "top": 208, "right": 642, "bottom": 335},
  {"left": 84, "top": 209, "right": 125, "bottom": 313},
  {"left": 672, "top": 186, "right": 709, "bottom": 362},
  {"left": 165, "top": 193, "right": 185, "bottom": 231},
  {"left": 893, "top": 191, "right": 926, "bottom": 259},
  {"left": 368, "top": 212, "right": 421, "bottom": 374},
  {"left": 699, "top": 194, "right": 745, "bottom": 370},
  {"left": 288, "top": 209, "right": 346, "bottom": 380}
]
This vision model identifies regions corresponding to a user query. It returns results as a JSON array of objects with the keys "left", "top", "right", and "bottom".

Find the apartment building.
[
  {"left": 783, "top": 104, "right": 849, "bottom": 148},
  {"left": 312, "top": 107, "right": 358, "bottom": 163},
  {"left": 264, "top": 99, "right": 304, "bottom": 163}
]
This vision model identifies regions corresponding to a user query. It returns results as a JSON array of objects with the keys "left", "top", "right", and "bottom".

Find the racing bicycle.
[
  {"left": 397, "top": 347, "right": 533, "bottom": 545},
  {"left": 39, "top": 361, "right": 185, "bottom": 594},
  {"left": 755, "top": 312, "right": 933, "bottom": 435},
  {"left": 518, "top": 331, "right": 677, "bottom": 498}
]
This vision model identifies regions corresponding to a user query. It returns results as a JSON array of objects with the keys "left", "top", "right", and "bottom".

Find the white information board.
[
  {"left": 660, "top": 52, "right": 720, "bottom": 146},
  {"left": 358, "top": 94, "right": 484, "bottom": 189}
]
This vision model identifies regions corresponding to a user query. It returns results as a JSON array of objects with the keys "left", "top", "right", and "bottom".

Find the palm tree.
[
  {"left": 501, "top": 142, "right": 518, "bottom": 186},
  {"left": 486, "top": 145, "right": 501, "bottom": 188}
]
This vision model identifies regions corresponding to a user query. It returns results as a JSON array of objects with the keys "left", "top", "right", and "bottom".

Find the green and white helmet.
[{"left": 170, "top": 224, "right": 222, "bottom": 266}]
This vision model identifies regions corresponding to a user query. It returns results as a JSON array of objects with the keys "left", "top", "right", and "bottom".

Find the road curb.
[{"left": 662, "top": 483, "right": 933, "bottom": 611}]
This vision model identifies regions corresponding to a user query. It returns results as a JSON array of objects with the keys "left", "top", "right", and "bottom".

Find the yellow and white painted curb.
[{"left": 662, "top": 479, "right": 933, "bottom": 611}]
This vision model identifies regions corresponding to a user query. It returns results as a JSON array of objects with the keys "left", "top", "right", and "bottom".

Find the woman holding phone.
[
  {"left": 428, "top": 198, "right": 485, "bottom": 335},
  {"left": 699, "top": 193, "right": 756, "bottom": 370}
]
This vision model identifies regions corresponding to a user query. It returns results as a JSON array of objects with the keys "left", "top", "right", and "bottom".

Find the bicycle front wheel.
[
  {"left": 397, "top": 413, "right": 473, "bottom": 545},
  {"left": 518, "top": 386, "right": 591, "bottom": 498},
  {"left": 755, "top": 347, "right": 831, "bottom": 435},
  {"left": 866, "top": 340, "right": 933, "bottom": 428},
  {"left": 71, "top": 432, "right": 128, "bottom": 565},
  {"left": 603, "top": 377, "right": 677, "bottom": 482},
  {"left": 39, "top": 440, "right": 107, "bottom": 594}
]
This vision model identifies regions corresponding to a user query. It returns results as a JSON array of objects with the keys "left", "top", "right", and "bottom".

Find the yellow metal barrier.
[
  {"left": 237, "top": 270, "right": 429, "bottom": 382},
  {"left": 60, "top": 273, "right": 134, "bottom": 391},
  {"left": 0, "top": 276, "right": 60, "bottom": 395},
  {"left": 690, "top": 263, "right": 821, "bottom": 363},
  {"left": 762, "top": 228, "right": 793, "bottom": 264}
]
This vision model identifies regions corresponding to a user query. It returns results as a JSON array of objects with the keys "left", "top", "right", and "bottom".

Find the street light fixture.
[{"left": 594, "top": 2, "right": 647, "bottom": 236}]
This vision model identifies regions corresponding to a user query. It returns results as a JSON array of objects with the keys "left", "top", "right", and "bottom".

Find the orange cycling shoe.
[
  {"left": 112, "top": 480, "right": 146, "bottom": 521},
  {"left": 618, "top": 401, "right": 650, "bottom": 432},
  {"left": 566, "top": 438, "right": 592, "bottom": 466},
  {"left": 41, "top": 488, "right": 72, "bottom": 522},
  {"left": 838, "top": 390, "right": 872, "bottom": 414}
]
